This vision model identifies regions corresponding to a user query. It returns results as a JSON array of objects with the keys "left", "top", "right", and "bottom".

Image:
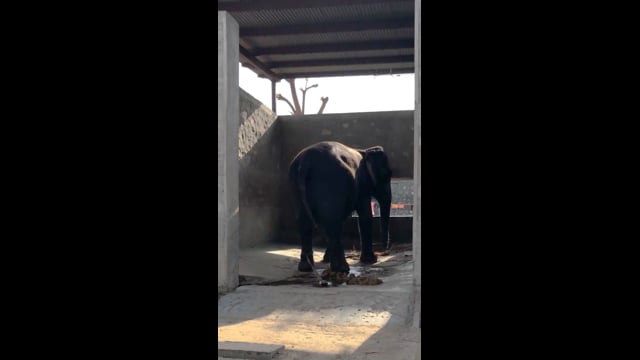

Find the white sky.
[{"left": 239, "top": 64, "right": 415, "bottom": 115}]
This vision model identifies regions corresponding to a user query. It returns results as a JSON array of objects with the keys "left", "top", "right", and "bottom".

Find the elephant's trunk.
[{"left": 377, "top": 183, "right": 392, "bottom": 250}]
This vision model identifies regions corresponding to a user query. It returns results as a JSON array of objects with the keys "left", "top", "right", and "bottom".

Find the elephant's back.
[
  {"left": 290, "top": 141, "right": 362, "bottom": 174},
  {"left": 290, "top": 142, "right": 360, "bottom": 221}
]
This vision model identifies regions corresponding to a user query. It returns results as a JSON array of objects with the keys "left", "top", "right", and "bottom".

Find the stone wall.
[{"left": 238, "top": 88, "right": 281, "bottom": 248}]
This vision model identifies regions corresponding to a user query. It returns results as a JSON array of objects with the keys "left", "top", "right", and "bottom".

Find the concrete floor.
[{"left": 218, "top": 244, "right": 420, "bottom": 360}]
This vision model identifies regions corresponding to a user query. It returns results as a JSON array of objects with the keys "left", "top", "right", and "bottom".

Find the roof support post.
[
  {"left": 413, "top": 0, "right": 421, "bottom": 289},
  {"left": 271, "top": 80, "right": 277, "bottom": 113},
  {"left": 218, "top": 11, "right": 240, "bottom": 294}
]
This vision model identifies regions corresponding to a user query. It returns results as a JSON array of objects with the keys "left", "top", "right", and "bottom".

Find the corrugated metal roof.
[
  {"left": 229, "top": 2, "right": 413, "bottom": 27},
  {"left": 218, "top": 0, "right": 415, "bottom": 81}
]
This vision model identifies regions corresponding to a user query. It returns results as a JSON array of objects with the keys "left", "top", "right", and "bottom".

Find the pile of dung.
[{"left": 319, "top": 268, "right": 383, "bottom": 286}]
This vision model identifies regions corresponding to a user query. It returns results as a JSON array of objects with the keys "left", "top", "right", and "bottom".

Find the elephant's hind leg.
[
  {"left": 325, "top": 225, "right": 350, "bottom": 274},
  {"left": 296, "top": 206, "right": 315, "bottom": 272},
  {"left": 320, "top": 234, "right": 331, "bottom": 263}
]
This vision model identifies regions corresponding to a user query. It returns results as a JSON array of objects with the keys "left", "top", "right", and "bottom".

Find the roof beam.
[
  {"left": 240, "top": 18, "right": 413, "bottom": 37},
  {"left": 239, "top": 46, "right": 282, "bottom": 82},
  {"left": 275, "top": 67, "right": 414, "bottom": 79},
  {"left": 266, "top": 55, "right": 414, "bottom": 69},
  {"left": 250, "top": 39, "right": 414, "bottom": 55},
  {"left": 218, "top": 0, "right": 412, "bottom": 12}
]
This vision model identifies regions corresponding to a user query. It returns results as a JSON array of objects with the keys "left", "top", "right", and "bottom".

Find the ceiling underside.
[{"left": 218, "top": 0, "right": 415, "bottom": 82}]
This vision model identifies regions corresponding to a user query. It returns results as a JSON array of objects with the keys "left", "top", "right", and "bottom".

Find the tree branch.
[
  {"left": 300, "top": 80, "right": 319, "bottom": 114},
  {"left": 318, "top": 96, "right": 329, "bottom": 114},
  {"left": 286, "top": 78, "right": 302, "bottom": 114},
  {"left": 276, "top": 93, "right": 297, "bottom": 114},
  {"left": 301, "top": 79, "right": 308, "bottom": 114}
]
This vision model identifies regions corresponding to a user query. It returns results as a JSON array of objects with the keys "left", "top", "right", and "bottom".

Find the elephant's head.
[{"left": 361, "top": 146, "right": 393, "bottom": 249}]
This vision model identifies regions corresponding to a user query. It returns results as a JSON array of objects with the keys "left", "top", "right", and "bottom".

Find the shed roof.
[{"left": 218, "top": 0, "right": 415, "bottom": 82}]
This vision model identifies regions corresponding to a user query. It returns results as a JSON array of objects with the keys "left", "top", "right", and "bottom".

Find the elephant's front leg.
[{"left": 356, "top": 197, "right": 378, "bottom": 264}]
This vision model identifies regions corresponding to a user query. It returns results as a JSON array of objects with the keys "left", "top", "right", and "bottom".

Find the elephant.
[{"left": 288, "top": 141, "right": 392, "bottom": 274}]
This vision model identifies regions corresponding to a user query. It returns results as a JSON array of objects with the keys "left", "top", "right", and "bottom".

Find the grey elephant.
[{"left": 289, "top": 141, "right": 392, "bottom": 274}]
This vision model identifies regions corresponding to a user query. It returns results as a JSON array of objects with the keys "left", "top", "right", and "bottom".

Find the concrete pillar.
[
  {"left": 218, "top": 11, "right": 240, "bottom": 293},
  {"left": 271, "top": 80, "right": 277, "bottom": 113},
  {"left": 413, "top": 0, "right": 421, "bottom": 287}
]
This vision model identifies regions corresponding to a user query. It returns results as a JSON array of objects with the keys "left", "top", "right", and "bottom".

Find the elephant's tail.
[{"left": 295, "top": 162, "right": 316, "bottom": 226}]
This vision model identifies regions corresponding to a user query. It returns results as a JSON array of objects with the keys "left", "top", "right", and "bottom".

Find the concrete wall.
[
  {"left": 279, "top": 111, "right": 414, "bottom": 179},
  {"left": 229, "top": 100, "right": 415, "bottom": 251},
  {"left": 277, "top": 111, "right": 415, "bottom": 245},
  {"left": 238, "top": 88, "right": 281, "bottom": 248}
]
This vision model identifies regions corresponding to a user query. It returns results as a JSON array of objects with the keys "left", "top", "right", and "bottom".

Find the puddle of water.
[
  {"left": 313, "top": 264, "right": 384, "bottom": 277},
  {"left": 349, "top": 265, "right": 384, "bottom": 277}
]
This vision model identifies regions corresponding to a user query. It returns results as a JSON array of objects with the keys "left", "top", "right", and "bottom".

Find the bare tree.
[{"left": 276, "top": 78, "right": 328, "bottom": 115}]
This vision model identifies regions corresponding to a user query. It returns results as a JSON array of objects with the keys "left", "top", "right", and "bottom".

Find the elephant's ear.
[{"left": 364, "top": 146, "right": 388, "bottom": 187}]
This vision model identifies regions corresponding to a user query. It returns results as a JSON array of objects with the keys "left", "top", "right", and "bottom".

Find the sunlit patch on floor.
[
  {"left": 218, "top": 308, "right": 392, "bottom": 354},
  {"left": 266, "top": 247, "right": 407, "bottom": 262},
  {"left": 265, "top": 248, "right": 302, "bottom": 259}
]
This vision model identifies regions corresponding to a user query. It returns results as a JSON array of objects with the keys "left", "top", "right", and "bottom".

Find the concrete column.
[
  {"left": 271, "top": 80, "right": 277, "bottom": 113},
  {"left": 218, "top": 11, "right": 240, "bottom": 293},
  {"left": 413, "top": 0, "right": 422, "bottom": 287}
]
